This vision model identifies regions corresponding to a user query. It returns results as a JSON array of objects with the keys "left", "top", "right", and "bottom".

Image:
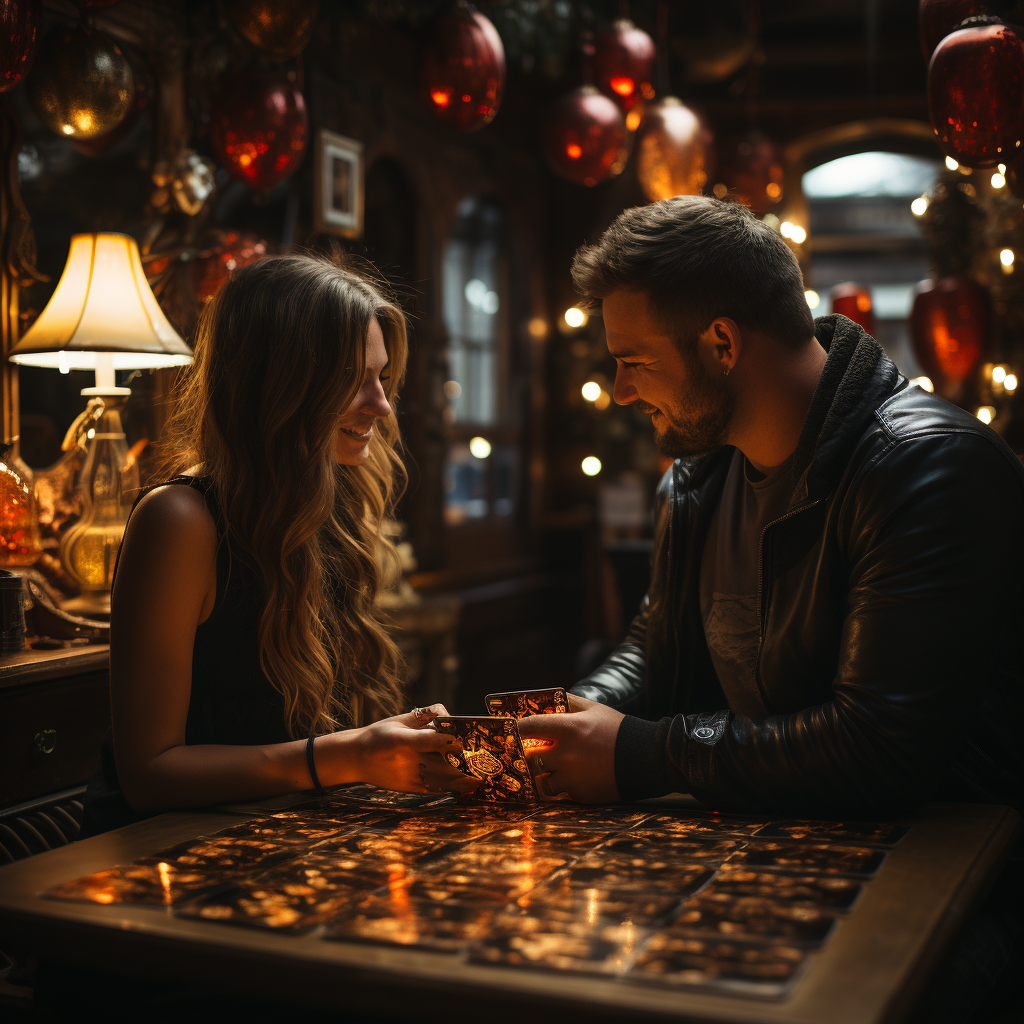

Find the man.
[{"left": 519, "top": 195, "right": 1023, "bottom": 814}]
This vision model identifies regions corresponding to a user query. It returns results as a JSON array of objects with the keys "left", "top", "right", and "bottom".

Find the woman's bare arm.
[{"left": 110, "top": 485, "right": 472, "bottom": 814}]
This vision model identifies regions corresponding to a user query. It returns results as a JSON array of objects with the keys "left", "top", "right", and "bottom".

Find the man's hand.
[{"left": 517, "top": 694, "right": 624, "bottom": 803}]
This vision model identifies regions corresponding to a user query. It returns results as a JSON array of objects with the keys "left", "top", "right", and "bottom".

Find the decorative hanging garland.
[
  {"left": 543, "top": 86, "right": 627, "bottom": 187},
  {"left": 209, "top": 72, "right": 308, "bottom": 192},
  {"left": 0, "top": 0, "right": 38, "bottom": 94},
  {"left": 419, "top": 4, "right": 505, "bottom": 133},
  {"left": 927, "top": 17, "right": 1024, "bottom": 168}
]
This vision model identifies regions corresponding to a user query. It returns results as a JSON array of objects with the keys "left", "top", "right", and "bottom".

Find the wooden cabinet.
[{"left": 0, "top": 647, "right": 110, "bottom": 810}]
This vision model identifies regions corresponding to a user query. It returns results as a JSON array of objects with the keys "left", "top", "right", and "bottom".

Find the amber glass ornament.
[
  {"left": 591, "top": 19, "right": 655, "bottom": 112},
  {"left": 928, "top": 19, "right": 1024, "bottom": 167},
  {"left": 72, "top": 49, "right": 150, "bottom": 157},
  {"left": 0, "top": 444, "right": 42, "bottom": 567},
  {"left": 543, "top": 86, "right": 627, "bottom": 187},
  {"left": 209, "top": 73, "right": 308, "bottom": 192},
  {"left": 918, "top": 0, "right": 984, "bottom": 59},
  {"left": 675, "top": 2, "right": 757, "bottom": 84},
  {"left": 910, "top": 276, "right": 991, "bottom": 389},
  {"left": 0, "top": 0, "right": 38, "bottom": 94},
  {"left": 831, "top": 284, "right": 875, "bottom": 336},
  {"left": 223, "top": 0, "right": 319, "bottom": 60},
  {"left": 636, "top": 97, "right": 710, "bottom": 202},
  {"left": 714, "top": 130, "right": 783, "bottom": 215},
  {"left": 193, "top": 231, "right": 268, "bottom": 306},
  {"left": 28, "top": 26, "right": 133, "bottom": 140},
  {"left": 420, "top": 5, "right": 505, "bottom": 133}
]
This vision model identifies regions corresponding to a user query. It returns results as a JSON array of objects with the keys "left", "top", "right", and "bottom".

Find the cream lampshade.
[{"left": 8, "top": 233, "right": 194, "bottom": 615}]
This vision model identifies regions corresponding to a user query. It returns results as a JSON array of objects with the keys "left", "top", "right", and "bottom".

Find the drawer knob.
[{"left": 34, "top": 729, "right": 57, "bottom": 755}]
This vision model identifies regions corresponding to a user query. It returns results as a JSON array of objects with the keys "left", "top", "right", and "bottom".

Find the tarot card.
[
  {"left": 710, "top": 865, "right": 862, "bottom": 909},
  {"left": 429, "top": 846, "right": 569, "bottom": 880},
  {"left": 642, "top": 812, "right": 768, "bottom": 838},
  {"left": 45, "top": 861, "right": 222, "bottom": 907},
  {"left": 329, "top": 783, "right": 443, "bottom": 808},
  {"left": 402, "top": 871, "right": 539, "bottom": 905},
  {"left": 672, "top": 894, "right": 836, "bottom": 946},
  {"left": 484, "top": 686, "right": 569, "bottom": 719},
  {"left": 474, "top": 822, "right": 612, "bottom": 851},
  {"left": 325, "top": 896, "right": 496, "bottom": 951},
  {"left": 529, "top": 805, "right": 656, "bottom": 830},
  {"left": 752, "top": 819, "right": 909, "bottom": 847},
  {"left": 470, "top": 910, "right": 648, "bottom": 975},
  {"left": 378, "top": 816, "right": 502, "bottom": 843},
  {"left": 214, "top": 816, "right": 352, "bottom": 847},
  {"left": 271, "top": 803, "right": 402, "bottom": 829},
  {"left": 514, "top": 878, "right": 700, "bottom": 927},
  {"left": 560, "top": 856, "right": 717, "bottom": 893},
  {"left": 433, "top": 716, "right": 537, "bottom": 803},
  {"left": 630, "top": 934, "right": 806, "bottom": 994},
  {"left": 730, "top": 841, "right": 886, "bottom": 878},
  {"left": 323, "top": 831, "right": 447, "bottom": 866},
  {"left": 601, "top": 833, "right": 745, "bottom": 863}
]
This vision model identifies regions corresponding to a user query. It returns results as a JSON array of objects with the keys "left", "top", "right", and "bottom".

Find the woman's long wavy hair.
[{"left": 161, "top": 254, "right": 408, "bottom": 736}]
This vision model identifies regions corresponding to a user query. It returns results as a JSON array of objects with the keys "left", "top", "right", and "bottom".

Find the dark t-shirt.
[{"left": 699, "top": 447, "right": 795, "bottom": 716}]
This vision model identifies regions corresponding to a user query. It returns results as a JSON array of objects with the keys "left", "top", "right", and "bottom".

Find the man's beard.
[{"left": 650, "top": 350, "right": 734, "bottom": 461}]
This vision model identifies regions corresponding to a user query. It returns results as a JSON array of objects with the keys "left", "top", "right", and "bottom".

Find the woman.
[{"left": 81, "top": 255, "right": 475, "bottom": 837}]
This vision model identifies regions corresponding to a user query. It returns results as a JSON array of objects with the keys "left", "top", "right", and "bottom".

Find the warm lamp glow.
[
  {"left": 581, "top": 456, "right": 602, "bottom": 476},
  {"left": 9, "top": 233, "right": 193, "bottom": 374}
]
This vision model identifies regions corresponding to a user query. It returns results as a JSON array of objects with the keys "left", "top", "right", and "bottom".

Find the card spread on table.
[
  {"left": 484, "top": 686, "right": 569, "bottom": 719},
  {"left": 433, "top": 715, "right": 537, "bottom": 803},
  {"left": 46, "top": 801, "right": 906, "bottom": 999}
]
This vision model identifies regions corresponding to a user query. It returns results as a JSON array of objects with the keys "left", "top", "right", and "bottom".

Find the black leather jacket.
[{"left": 574, "top": 315, "right": 1024, "bottom": 814}]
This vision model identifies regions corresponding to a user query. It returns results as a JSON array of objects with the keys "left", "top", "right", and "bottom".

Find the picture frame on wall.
[{"left": 314, "top": 129, "right": 364, "bottom": 238}]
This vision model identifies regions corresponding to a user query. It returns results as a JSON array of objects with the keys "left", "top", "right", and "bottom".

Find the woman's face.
[{"left": 334, "top": 317, "right": 392, "bottom": 465}]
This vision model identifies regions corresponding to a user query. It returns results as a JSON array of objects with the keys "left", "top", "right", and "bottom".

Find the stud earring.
[{"left": 723, "top": 366, "right": 731, "bottom": 377}]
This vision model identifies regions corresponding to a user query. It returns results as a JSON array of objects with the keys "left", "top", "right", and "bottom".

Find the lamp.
[{"left": 9, "top": 233, "right": 193, "bottom": 615}]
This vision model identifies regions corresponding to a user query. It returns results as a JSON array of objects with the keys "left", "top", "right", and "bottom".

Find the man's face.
[{"left": 603, "top": 290, "right": 733, "bottom": 460}]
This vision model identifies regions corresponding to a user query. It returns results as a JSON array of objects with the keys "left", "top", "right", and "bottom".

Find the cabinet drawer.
[{"left": 0, "top": 670, "right": 110, "bottom": 808}]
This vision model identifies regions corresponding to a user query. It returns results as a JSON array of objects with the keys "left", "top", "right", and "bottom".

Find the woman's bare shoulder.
[{"left": 126, "top": 483, "right": 217, "bottom": 558}]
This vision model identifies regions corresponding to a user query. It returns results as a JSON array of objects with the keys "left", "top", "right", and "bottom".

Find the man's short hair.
[{"left": 571, "top": 196, "right": 815, "bottom": 350}]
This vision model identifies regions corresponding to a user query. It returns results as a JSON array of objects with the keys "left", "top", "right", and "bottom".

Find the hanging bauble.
[
  {"left": 71, "top": 48, "right": 151, "bottom": 156},
  {"left": 223, "top": 0, "right": 319, "bottom": 60},
  {"left": 636, "top": 97, "right": 711, "bottom": 202},
  {"left": 830, "top": 284, "right": 875, "bottom": 335},
  {"left": 673, "top": 2, "right": 756, "bottom": 83},
  {"left": 918, "top": 0, "right": 984, "bottom": 60},
  {"left": 928, "top": 18, "right": 1024, "bottom": 168},
  {"left": 419, "top": 4, "right": 505, "bottom": 133},
  {"left": 590, "top": 19, "right": 655, "bottom": 113},
  {"left": 192, "top": 231, "right": 269, "bottom": 306},
  {"left": 0, "top": 0, "right": 38, "bottom": 94},
  {"left": 712, "top": 130, "right": 783, "bottom": 215},
  {"left": 28, "top": 26, "right": 133, "bottom": 140},
  {"left": 543, "top": 86, "right": 627, "bottom": 187},
  {"left": 910, "top": 276, "right": 991, "bottom": 389},
  {"left": 209, "top": 73, "right": 308, "bottom": 192}
]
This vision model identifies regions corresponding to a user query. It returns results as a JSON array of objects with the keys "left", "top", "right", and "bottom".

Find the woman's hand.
[{"left": 334, "top": 704, "right": 480, "bottom": 795}]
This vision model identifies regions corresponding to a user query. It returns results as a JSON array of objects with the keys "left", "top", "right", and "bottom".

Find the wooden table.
[{"left": 0, "top": 801, "right": 1017, "bottom": 1024}]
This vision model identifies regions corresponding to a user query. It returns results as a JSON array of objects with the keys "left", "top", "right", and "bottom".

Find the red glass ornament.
[
  {"left": 591, "top": 19, "right": 655, "bottom": 112},
  {"left": 543, "top": 86, "right": 626, "bottom": 187},
  {"left": 713, "top": 130, "right": 783, "bottom": 215},
  {"left": 209, "top": 73, "right": 308, "bottom": 192},
  {"left": 192, "top": 231, "right": 268, "bottom": 306},
  {"left": 419, "top": 5, "right": 505, "bottom": 133},
  {"left": 830, "top": 283, "right": 875, "bottom": 335},
  {"left": 918, "top": 0, "right": 984, "bottom": 60},
  {"left": 928, "top": 20, "right": 1024, "bottom": 168},
  {"left": 910, "top": 276, "right": 991, "bottom": 388},
  {"left": 0, "top": 0, "right": 37, "bottom": 94}
]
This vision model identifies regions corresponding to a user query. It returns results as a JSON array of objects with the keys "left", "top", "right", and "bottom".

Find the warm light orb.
[
  {"left": 780, "top": 221, "right": 806, "bottom": 244},
  {"left": 581, "top": 380, "right": 602, "bottom": 402},
  {"left": 945, "top": 156, "right": 959, "bottom": 171},
  {"left": 1000, "top": 248, "right": 1015, "bottom": 266},
  {"left": 1005, "top": 373, "right": 1018, "bottom": 391},
  {"left": 594, "top": 390, "right": 611, "bottom": 410},
  {"left": 911, "top": 196, "right": 929, "bottom": 216},
  {"left": 469, "top": 436, "right": 492, "bottom": 459},
  {"left": 992, "top": 364, "right": 1007, "bottom": 384},
  {"left": 976, "top": 406, "right": 995, "bottom": 424},
  {"left": 992, "top": 171, "right": 1006, "bottom": 188},
  {"left": 564, "top": 307, "right": 587, "bottom": 328},
  {"left": 804, "top": 289, "right": 820, "bottom": 309},
  {"left": 910, "top": 375, "right": 935, "bottom": 393},
  {"left": 581, "top": 456, "right": 602, "bottom": 476},
  {"left": 443, "top": 380, "right": 462, "bottom": 399}
]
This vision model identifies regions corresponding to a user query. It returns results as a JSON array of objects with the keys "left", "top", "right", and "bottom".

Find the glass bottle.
[{"left": 0, "top": 439, "right": 43, "bottom": 567}]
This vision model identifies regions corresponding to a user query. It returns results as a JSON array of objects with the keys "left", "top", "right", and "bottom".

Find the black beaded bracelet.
[{"left": 305, "top": 735, "right": 328, "bottom": 801}]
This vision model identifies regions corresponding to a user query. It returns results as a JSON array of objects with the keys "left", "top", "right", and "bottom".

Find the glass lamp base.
[{"left": 62, "top": 591, "right": 111, "bottom": 619}]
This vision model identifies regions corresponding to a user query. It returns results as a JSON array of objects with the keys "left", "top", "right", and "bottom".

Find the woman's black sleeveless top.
[{"left": 80, "top": 476, "right": 289, "bottom": 838}]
